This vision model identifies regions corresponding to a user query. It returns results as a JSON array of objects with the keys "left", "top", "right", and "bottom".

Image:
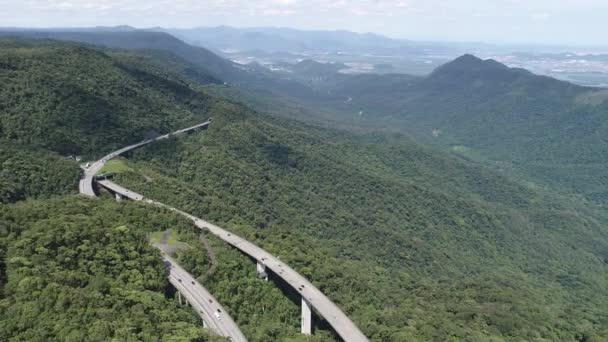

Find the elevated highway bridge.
[{"left": 81, "top": 121, "right": 369, "bottom": 341}]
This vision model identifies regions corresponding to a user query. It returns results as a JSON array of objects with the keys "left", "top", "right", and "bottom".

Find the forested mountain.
[
  {"left": 2, "top": 37, "right": 608, "bottom": 341},
  {"left": 0, "top": 30, "right": 320, "bottom": 102},
  {"left": 310, "top": 55, "right": 608, "bottom": 201},
  {"left": 114, "top": 102, "right": 608, "bottom": 341},
  {"left": 0, "top": 30, "right": 236, "bottom": 81},
  {"left": 0, "top": 39, "right": 219, "bottom": 156}
]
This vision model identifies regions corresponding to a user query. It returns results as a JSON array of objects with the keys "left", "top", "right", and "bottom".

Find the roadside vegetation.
[
  {"left": 115, "top": 108, "right": 608, "bottom": 341},
  {"left": 0, "top": 196, "right": 227, "bottom": 341},
  {"left": 98, "top": 159, "right": 132, "bottom": 175}
]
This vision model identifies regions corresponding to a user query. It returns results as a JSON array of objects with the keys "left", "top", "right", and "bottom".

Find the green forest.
[
  {"left": 114, "top": 108, "right": 608, "bottom": 341},
  {"left": 1, "top": 37, "right": 608, "bottom": 341},
  {"left": 0, "top": 196, "right": 229, "bottom": 341},
  {"left": 0, "top": 142, "right": 80, "bottom": 203},
  {"left": 297, "top": 55, "right": 608, "bottom": 203}
]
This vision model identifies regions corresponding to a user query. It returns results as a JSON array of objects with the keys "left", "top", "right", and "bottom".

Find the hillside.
[
  {"left": 2, "top": 39, "right": 608, "bottom": 341},
  {"left": 318, "top": 55, "right": 608, "bottom": 201},
  {"left": 0, "top": 30, "right": 322, "bottom": 102},
  {"left": 0, "top": 30, "right": 237, "bottom": 81},
  {"left": 0, "top": 39, "right": 220, "bottom": 157},
  {"left": 0, "top": 142, "right": 79, "bottom": 203},
  {"left": 0, "top": 196, "right": 225, "bottom": 341},
  {"left": 113, "top": 108, "right": 608, "bottom": 341}
]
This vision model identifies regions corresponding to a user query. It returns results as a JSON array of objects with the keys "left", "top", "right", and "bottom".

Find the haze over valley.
[{"left": 165, "top": 26, "right": 608, "bottom": 87}]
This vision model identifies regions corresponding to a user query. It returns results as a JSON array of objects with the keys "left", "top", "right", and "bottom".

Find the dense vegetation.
[
  {"left": 293, "top": 55, "right": 608, "bottom": 202},
  {"left": 161, "top": 214, "right": 337, "bottom": 341},
  {"left": 0, "top": 196, "right": 224, "bottom": 341},
  {"left": 2, "top": 36, "right": 608, "bottom": 341},
  {"left": 0, "top": 39, "right": 216, "bottom": 157},
  {"left": 0, "top": 31, "right": 237, "bottom": 82},
  {"left": 7, "top": 32, "right": 608, "bottom": 202},
  {"left": 0, "top": 143, "right": 79, "bottom": 203},
  {"left": 112, "top": 106, "right": 608, "bottom": 341}
]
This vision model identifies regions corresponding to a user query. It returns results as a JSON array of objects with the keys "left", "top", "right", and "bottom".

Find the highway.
[
  {"left": 98, "top": 180, "right": 369, "bottom": 342},
  {"left": 85, "top": 121, "right": 368, "bottom": 341},
  {"left": 79, "top": 121, "right": 211, "bottom": 197},
  {"left": 163, "top": 254, "right": 247, "bottom": 342}
]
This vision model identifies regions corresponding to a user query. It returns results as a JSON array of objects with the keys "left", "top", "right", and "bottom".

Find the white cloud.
[
  {"left": 0, "top": 0, "right": 606, "bottom": 45},
  {"left": 272, "top": 0, "right": 297, "bottom": 5},
  {"left": 531, "top": 12, "right": 551, "bottom": 21}
]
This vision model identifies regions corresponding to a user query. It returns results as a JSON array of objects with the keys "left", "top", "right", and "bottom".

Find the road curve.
[
  {"left": 98, "top": 180, "right": 369, "bottom": 342},
  {"left": 79, "top": 121, "right": 211, "bottom": 197},
  {"left": 164, "top": 254, "right": 247, "bottom": 342}
]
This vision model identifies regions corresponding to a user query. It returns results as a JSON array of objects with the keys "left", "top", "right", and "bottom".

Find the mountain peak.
[
  {"left": 426, "top": 54, "right": 530, "bottom": 90},
  {"left": 93, "top": 25, "right": 136, "bottom": 32},
  {"left": 433, "top": 54, "right": 509, "bottom": 75},
  {"left": 454, "top": 53, "right": 483, "bottom": 63}
]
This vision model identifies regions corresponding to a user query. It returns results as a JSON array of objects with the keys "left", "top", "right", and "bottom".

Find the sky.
[{"left": 2, "top": 0, "right": 607, "bottom": 46}]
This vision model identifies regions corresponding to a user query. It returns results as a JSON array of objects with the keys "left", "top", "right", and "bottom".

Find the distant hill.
[
  {"left": 169, "top": 26, "right": 405, "bottom": 53},
  {"left": 292, "top": 59, "right": 346, "bottom": 75},
  {"left": 0, "top": 29, "right": 325, "bottom": 103},
  {"left": 316, "top": 55, "right": 608, "bottom": 200}
]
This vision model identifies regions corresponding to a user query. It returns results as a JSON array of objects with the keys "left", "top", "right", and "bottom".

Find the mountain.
[
  {"left": 114, "top": 100, "right": 608, "bottom": 341},
  {"left": 0, "top": 39, "right": 219, "bottom": 156},
  {"left": 168, "top": 26, "right": 406, "bottom": 53},
  {"left": 0, "top": 38, "right": 227, "bottom": 204},
  {"left": 320, "top": 55, "right": 608, "bottom": 201},
  {"left": 292, "top": 59, "right": 346, "bottom": 75},
  {"left": 3, "top": 38, "right": 608, "bottom": 341},
  {"left": 0, "top": 29, "right": 326, "bottom": 104},
  {"left": 8, "top": 30, "right": 601, "bottom": 202},
  {"left": 0, "top": 30, "right": 238, "bottom": 81}
]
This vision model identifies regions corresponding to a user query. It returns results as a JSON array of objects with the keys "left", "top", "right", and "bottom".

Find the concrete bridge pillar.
[
  {"left": 301, "top": 297, "right": 312, "bottom": 335},
  {"left": 177, "top": 291, "right": 183, "bottom": 305},
  {"left": 256, "top": 260, "right": 268, "bottom": 281},
  {"left": 115, "top": 193, "right": 123, "bottom": 202}
]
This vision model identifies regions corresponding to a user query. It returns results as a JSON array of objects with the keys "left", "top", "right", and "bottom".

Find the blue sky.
[{"left": 2, "top": 0, "right": 607, "bottom": 46}]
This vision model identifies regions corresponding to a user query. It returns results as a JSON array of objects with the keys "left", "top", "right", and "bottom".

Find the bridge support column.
[
  {"left": 256, "top": 261, "right": 268, "bottom": 281},
  {"left": 301, "top": 297, "right": 312, "bottom": 335},
  {"left": 178, "top": 291, "right": 183, "bottom": 305},
  {"left": 115, "top": 193, "right": 123, "bottom": 202}
]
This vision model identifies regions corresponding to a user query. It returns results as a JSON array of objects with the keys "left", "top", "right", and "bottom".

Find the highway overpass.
[
  {"left": 164, "top": 254, "right": 247, "bottom": 342},
  {"left": 99, "top": 180, "right": 369, "bottom": 342},
  {"left": 81, "top": 121, "right": 368, "bottom": 341},
  {"left": 79, "top": 121, "right": 211, "bottom": 197}
]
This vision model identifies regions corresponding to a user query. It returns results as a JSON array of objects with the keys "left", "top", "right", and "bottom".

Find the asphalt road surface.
[
  {"left": 79, "top": 121, "right": 210, "bottom": 197},
  {"left": 164, "top": 255, "right": 247, "bottom": 342}
]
